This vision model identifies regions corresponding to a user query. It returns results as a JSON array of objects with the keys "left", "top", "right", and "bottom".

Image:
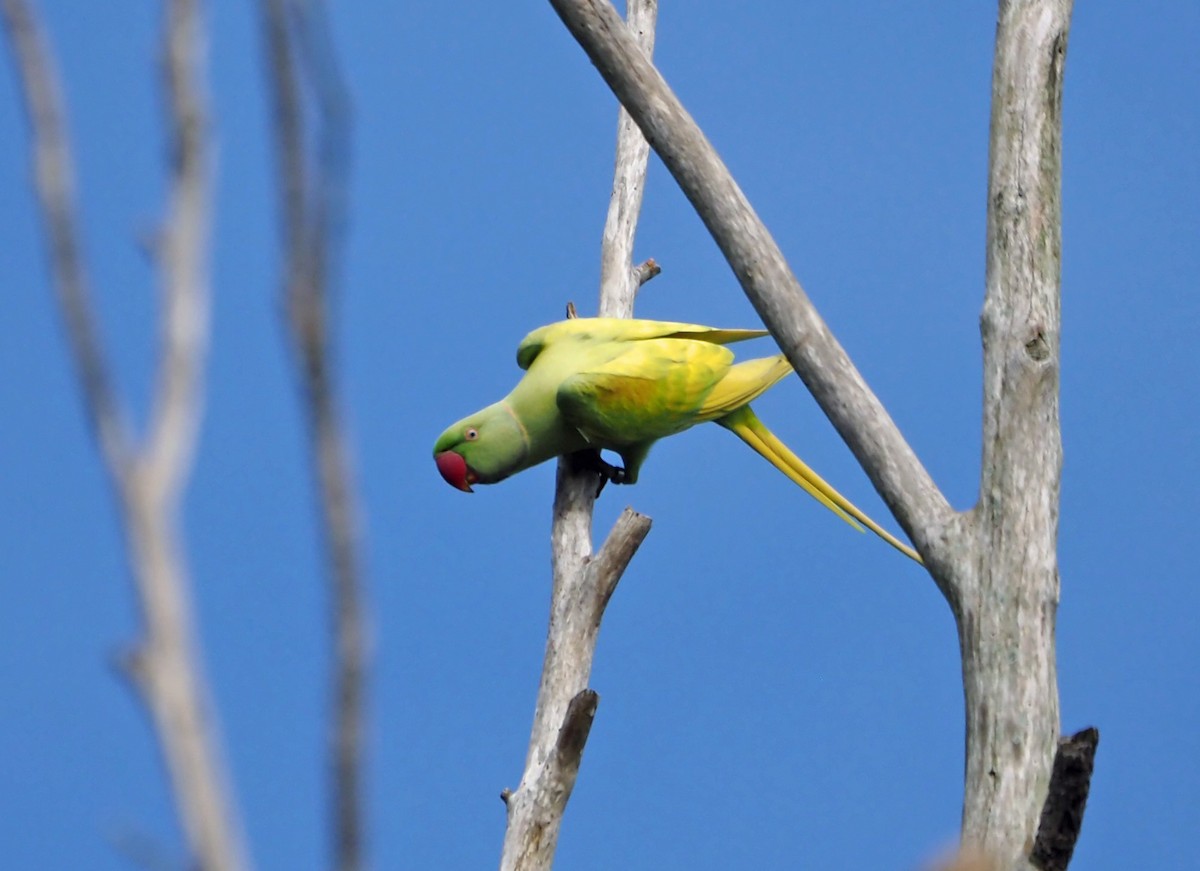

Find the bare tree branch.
[
  {"left": 501, "top": 689, "right": 599, "bottom": 865},
  {"left": 598, "top": 0, "right": 657, "bottom": 317},
  {"left": 0, "top": 0, "right": 131, "bottom": 478},
  {"left": 547, "top": 0, "right": 954, "bottom": 571},
  {"left": 1, "top": 2, "right": 249, "bottom": 869},
  {"left": 259, "top": 3, "right": 366, "bottom": 870},
  {"left": 500, "top": 506, "right": 651, "bottom": 871},
  {"left": 500, "top": 4, "right": 658, "bottom": 869},
  {"left": 632, "top": 257, "right": 661, "bottom": 288},
  {"left": 547, "top": 0, "right": 1083, "bottom": 867},
  {"left": 144, "top": 0, "right": 211, "bottom": 501}
]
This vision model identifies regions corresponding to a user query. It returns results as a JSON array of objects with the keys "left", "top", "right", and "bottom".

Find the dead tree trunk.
[
  {"left": 545, "top": 0, "right": 1088, "bottom": 867},
  {"left": 960, "top": 1, "right": 1072, "bottom": 857}
]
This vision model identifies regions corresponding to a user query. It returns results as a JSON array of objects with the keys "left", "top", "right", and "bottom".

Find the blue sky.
[{"left": 2, "top": 2, "right": 1197, "bottom": 869}]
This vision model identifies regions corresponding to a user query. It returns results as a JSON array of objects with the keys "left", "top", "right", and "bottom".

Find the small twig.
[
  {"left": 259, "top": 2, "right": 366, "bottom": 870},
  {"left": 585, "top": 507, "right": 653, "bottom": 609},
  {"left": 633, "top": 257, "right": 660, "bottom": 288},
  {"left": 1029, "top": 727, "right": 1099, "bottom": 871}
]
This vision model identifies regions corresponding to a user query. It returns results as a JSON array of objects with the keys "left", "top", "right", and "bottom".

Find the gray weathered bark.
[
  {"left": 959, "top": 1, "right": 1072, "bottom": 858},
  {"left": 546, "top": 0, "right": 1083, "bottom": 867},
  {"left": 498, "top": 3, "right": 658, "bottom": 870},
  {"left": 499, "top": 507, "right": 651, "bottom": 871}
]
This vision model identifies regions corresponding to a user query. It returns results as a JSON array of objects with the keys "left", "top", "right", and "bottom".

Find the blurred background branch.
[
  {"left": 259, "top": 2, "right": 366, "bottom": 870},
  {"left": 1, "top": 1, "right": 248, "bottom": 869}
]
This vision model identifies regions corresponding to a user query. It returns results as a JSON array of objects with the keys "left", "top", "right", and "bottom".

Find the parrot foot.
[{"left": 568, "top": 450, "right": 627, "bottom": 497}]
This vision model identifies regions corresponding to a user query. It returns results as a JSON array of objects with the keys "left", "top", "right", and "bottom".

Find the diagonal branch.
[
  {"left": 2, "top": 2, "right": 248, "bottom": 869},
  {"left": 547, "top": 0, "right": 955, "bottom": 573},
  {"left": 259, "top": 3, "right": 366, "bottom": 870}
]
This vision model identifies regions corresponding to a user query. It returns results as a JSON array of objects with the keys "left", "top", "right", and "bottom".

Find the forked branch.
[
  {"left": 1, "top": 1, "right": 248, "bottom": 869},
  {"left": 547, "top": 0, "right": 1087, "bottom": 868},
  {"left": 499, "top": 3, "right": 658, "bottom": 869}
]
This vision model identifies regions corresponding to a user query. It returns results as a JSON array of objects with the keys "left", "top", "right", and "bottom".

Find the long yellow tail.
[{"left": 717, "top": 406, "right": 922, "bottom": 564}]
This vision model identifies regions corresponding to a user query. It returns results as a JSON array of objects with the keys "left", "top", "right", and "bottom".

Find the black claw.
[{"left": 568, "top": 449, "right": 627, "bottom": 497}]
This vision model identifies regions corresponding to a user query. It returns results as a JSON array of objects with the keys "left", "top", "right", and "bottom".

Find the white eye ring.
[{"left": 464, "top": 427, "right": 479, "bottom": 441}]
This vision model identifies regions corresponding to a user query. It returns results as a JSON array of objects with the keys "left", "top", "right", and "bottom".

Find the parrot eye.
[{"left": 464, "top": 427, "right": 479, "bottom": 441}]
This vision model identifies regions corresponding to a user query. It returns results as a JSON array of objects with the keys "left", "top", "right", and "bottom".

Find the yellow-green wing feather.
[
  {"left": 517, "top": 317, "right": 769, "bottom": 370},
  {"left": 695, "top": 354, "right": 793, "bottom": 421},
  {"left": 556, "top": 338, "right": 736, "bottom": 445},
  {"left": 549, "top": 338, "right": 729, "bottom": 446}
]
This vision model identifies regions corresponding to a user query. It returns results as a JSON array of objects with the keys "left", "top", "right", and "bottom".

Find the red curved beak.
[{"left": 436, "top": 451, "right": 475, "bottom": 492}]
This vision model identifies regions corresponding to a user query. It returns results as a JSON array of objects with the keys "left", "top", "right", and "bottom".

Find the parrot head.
[{"left": 433, "top": 402, "right": 530, "bottom": 492}]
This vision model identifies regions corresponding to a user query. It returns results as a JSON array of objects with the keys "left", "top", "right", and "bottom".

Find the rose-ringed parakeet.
[{"left": 434, "top": 317, "right": 920, "bottom": 562}]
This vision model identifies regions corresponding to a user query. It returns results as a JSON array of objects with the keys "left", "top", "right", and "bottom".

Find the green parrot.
[{"left": 434, "top": 317, "right": 920, "bottom": 562}]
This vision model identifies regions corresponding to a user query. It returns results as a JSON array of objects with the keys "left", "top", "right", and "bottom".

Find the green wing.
[
  {"left": 556, "top": 338, "right": 733, "bottom": 445},
  {"left": 694, "top": 354, "right": 792, "bottom": 420},
  {"left": 517, "top": 317, "right": 770, "bottom": 370},
  {"left": 555, "top": 339, "right": 793, "bottom": 447}
]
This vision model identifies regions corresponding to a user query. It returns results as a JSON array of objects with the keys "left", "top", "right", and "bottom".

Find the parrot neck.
[
  {"left": 498, "top": 399, "right": 531, "bottom": 451},
  {"left": 501, "top": 380, "right": 591, "bottom": 472}
]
